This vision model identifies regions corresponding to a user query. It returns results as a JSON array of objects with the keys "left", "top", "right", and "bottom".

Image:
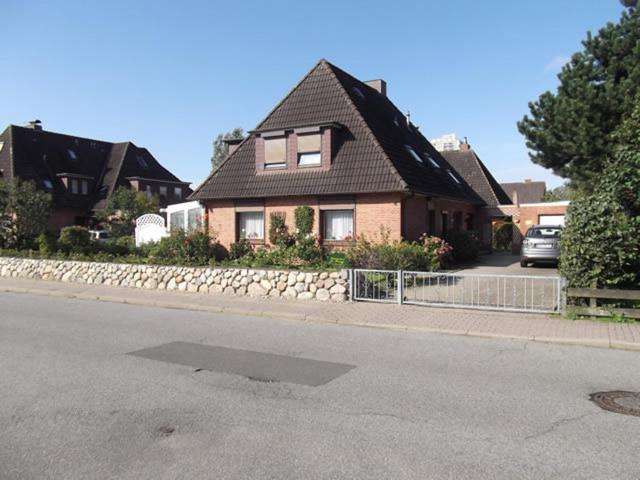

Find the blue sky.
[{"left": 1, "top": 0, "right": 625, "bottom": 189}]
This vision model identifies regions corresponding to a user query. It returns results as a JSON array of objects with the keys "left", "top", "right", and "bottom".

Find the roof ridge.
[
  {"left": 8, "top": 124, "right": 116, "bottom": 146},
  {"left": 323, "top": 62, "right": 408, "bottom": 191},
  {"left": 469, "top": 150, "right": 499, "bottom": 205},
  {"left": 254, "top": 59, "right": 328, "bottom": 131}
]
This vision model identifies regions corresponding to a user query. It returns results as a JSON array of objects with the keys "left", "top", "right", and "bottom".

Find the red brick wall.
[
  {"left": 402, "top": 195, "right": 427, "bottom": 242},
  {"left": 204, "top": 193, "right": 405, "bottom": 249}
]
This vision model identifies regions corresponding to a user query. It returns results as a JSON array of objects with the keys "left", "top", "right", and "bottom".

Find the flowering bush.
[
  {"left": 268, "top": 213, "right": 294, "bottom": 248},
  {"left": 149, "top": 230, "right": 220, "bottom": 265},
  {"left": 443, "top": 230, "right": 480, "bottom": 263},
  {"left": 346, "top": 231, "right": 451, "bottom": 271}
]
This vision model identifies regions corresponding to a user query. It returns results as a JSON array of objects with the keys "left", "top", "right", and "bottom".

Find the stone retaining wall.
[{"left": 0, "top": 257, "right": 349, "bottom": 302}]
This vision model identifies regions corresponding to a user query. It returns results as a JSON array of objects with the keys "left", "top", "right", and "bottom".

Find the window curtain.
[
  {"left": 239, "top": 212, "right": 264, "bottom": 239},
  {"left": 324, "top": 210, "right": 353, "bottom": 240}
]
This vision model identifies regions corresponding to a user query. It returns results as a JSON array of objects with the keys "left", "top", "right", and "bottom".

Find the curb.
[{"left": 1, "top": 284, "right": 638, "bottom": 352}]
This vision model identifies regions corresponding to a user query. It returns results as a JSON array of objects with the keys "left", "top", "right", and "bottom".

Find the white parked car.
[{"left": 88, "top": 230, "right": 110, "bottom": 243}]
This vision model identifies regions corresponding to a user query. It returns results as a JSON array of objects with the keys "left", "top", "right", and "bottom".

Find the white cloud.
[{"left": 544, "top": 55, "right": 570, "bottom": 73}]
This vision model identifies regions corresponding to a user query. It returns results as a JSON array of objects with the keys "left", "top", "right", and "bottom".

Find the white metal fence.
[{"left": 351, "top": 269, "right": 564, "bottom": 313}]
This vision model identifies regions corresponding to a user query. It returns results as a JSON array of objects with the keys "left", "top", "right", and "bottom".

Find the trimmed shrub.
[
  {"left": 560, "top": 195, "right": 640, "bottom": 289},
  {"left": 294, "top": 206, "right": 314, "bottom": 236},
  {"left": 37, "top": 232, "right": 58, "bottom": 255},
  {"left": 229, "top": 238, "right": 253, "bottom": 260},
  {"left": 58, "top": 226, "right": 91, "bottom": 254},
  {"left": 445, "top": 230, "right": 480, "bottom": 263}
]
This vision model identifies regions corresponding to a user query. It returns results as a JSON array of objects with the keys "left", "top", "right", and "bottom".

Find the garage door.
[{"left": 539, "top": 214, "right": 565, "bottom": 226}]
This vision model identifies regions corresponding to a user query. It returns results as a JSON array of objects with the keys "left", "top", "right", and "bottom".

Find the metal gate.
[{"left": 351, "top": 269, "right": 564, "bottom": 313}]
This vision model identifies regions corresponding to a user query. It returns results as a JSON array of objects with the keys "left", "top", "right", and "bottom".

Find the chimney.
[
  {"left": 524, "top": 178, "right": 532, "bottom": 183},
  {"left": 459, "top": 136, "right": 471, "bottom": 151},
  {"left": 364, "top": 79, "right": 387, "bottom": 97},
  {"left": 223, "top": 137, "right": 243, "bottom": 156},
  {"left": 27, "top": 119, "right": 43, "bottom": 131}
]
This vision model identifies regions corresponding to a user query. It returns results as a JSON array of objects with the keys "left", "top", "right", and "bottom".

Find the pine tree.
[{"left": 518, "top": 8, "right": 640, "bottom": 191}]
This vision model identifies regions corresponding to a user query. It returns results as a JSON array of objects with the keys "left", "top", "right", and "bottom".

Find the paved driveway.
[{"left": 454, "top": 253, "right": 558, "bottom": 277}]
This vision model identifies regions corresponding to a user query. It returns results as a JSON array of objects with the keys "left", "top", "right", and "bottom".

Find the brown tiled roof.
[
  {"left": 499, "top": 180, "right": 546, "bottom": 204},
  {"left": 441, "top": 149, "right": 512, "bottom": 206},
  {"left": 191, "top": 60, "right": 484, "bottom": 205},
  {"left": 0, "top": 125, "right": 190, "bottom": 211}
]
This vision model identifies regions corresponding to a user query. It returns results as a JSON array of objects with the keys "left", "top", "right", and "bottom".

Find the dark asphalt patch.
[{"left": 128, "top": 341, "right": 355, "bottom": 386}]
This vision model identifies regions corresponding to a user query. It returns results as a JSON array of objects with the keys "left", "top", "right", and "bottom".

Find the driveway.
[{"left": 454, "top": 252, "right": 558, "bottom": 276}]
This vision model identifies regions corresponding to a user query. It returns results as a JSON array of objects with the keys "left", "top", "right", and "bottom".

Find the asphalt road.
[{"left": 1, "top": 292, "right": 639, "bottom": 480}]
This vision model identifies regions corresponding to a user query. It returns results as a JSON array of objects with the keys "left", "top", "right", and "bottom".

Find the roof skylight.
[
  {"left": 67, "top": 149, "right": 77, "bottom": 161},
  {"left": 404, "top": 145, "right": 423, "bottom": 165},
  {"left": 136, "top": 155, "right": 148, "bottom": 168},
  {"left": 42, "top": 179, "right": 53, "bottom": 190},
  {"left": 424, "top": 152, "right": 440, "bottom": 168},
  {"left": 447, "top": 169, "right": 461, "bottom": 184},
  {"left": 352, "top": 87, "right": 366, "bottom": 100}
]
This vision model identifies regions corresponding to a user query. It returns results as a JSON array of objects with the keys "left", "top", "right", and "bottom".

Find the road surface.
[{"left": 1, "top": 292, "right": 639, "bottom": 479}]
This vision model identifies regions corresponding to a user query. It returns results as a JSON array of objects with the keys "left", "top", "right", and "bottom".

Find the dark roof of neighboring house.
[
  {"left": 441, "top": 149, "right": 512, "bottom": 206},
  {"left": 499, "top": 180, "right": 546, "bottom": 204},
  {"left": 0, "top": 124, "right": 190, "bottom": 211},
  {"left": 191, "top": 59, "right": 484, "bottom": 205}
]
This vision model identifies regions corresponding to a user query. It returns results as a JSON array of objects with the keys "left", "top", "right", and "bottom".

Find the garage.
[{"left": 538, "top": 214, "right": 565, "bottom": 226}]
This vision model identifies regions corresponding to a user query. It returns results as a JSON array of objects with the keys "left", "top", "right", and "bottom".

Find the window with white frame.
[
  {"left": 169, "top": 211, "right": 185, "bottom": 231},
  {"left": 323, "top": 210, "right": 353, "bottom": 240},
  {"left": 174, "top": 186, "right": 183, "bottom": 199},
  {"left": 187, "top": 208, "right": 201, "bottom": 231},
  {"left": 264, "top": 137, "right": 286, "bottom": 169},
  {"left": 297, "top": 133, "right": 321, "bottom": 166},
  {"left": 237, "top": 211, "right": 264, "bottom": 239}
]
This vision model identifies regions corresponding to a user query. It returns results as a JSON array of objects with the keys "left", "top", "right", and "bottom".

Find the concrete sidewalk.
[{"left": 1, "top": 277, "right": 639, "bottom": 351}]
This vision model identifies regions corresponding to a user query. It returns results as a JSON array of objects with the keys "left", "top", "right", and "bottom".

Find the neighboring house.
[
  {"left": 191, "top": 59, "right": 487, "bottom": 250},
  {"left": 0, "top": 121, "right": 191, "bottom": 231},
  {"left": 440, "top": 142, "right": 513, "bottom": 247},
  {"left": 500, "top": 179, "right": 546, "bottom": 204}
]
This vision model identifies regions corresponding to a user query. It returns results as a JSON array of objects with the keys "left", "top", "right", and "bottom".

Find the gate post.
[
  {"left": 397, "top": 270, "right": 403, "bottom": 305},
  {"left": 348, "top": 269, "right": 354, "bottom": 302}
]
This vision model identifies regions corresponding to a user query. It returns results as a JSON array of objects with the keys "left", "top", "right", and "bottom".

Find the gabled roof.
[
  {"left": 441, "top": 149, "right": 512, "bottom": 206},
  {"left": 191, "top": 60, "right": 484, "bottom": 205},
  {"left": 0, "top": 125, "right": 190, "bottom": 211},
  {"left": 499, "top": 180, "right": 546, "bottom": 204}
]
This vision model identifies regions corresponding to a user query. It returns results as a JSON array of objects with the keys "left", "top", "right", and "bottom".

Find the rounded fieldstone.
[{"left": 316, "top": 288, "right": 331, "bottom": 301}]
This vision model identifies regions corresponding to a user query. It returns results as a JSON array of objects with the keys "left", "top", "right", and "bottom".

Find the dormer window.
[
  {"left": 264, "top": 136, "right": 286, "bottom": 169},
  {"left": 71, "top": 178, "right": 79, "bottom": 194},
  {"left": 81, "top": 179, "right": 89, "bottom": 195},
  {"left": 297, "top": 133, "right": 321, "bottom": 166}
]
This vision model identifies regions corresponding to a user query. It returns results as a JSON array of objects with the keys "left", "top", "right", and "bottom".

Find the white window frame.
[
  {"left": 174, "top": 186, "right": 183, "bottom": 199},
  {"left": 323, "top": 209, "right": 354, "bottom": 241},
  {"left": 237, "top": 211, "right": 264, "bottom": 240}
]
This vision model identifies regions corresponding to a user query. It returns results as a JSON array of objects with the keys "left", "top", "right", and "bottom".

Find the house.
[
  {"left": 190, "top": 59, "right": 488, "bottom": 250},
  {"left": 439, "top": 141, "right": 513, "bottom": 247},
  {"left": 500, "top": 179, "right": 546, "bottom": 204},
  {"left": 0, "top": 121, "right": 191, "bottom": 231}
]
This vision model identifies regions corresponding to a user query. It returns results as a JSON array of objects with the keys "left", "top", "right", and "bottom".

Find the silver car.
[{"left": 520, "top": 225, "right": 562, "bottom": 267}]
